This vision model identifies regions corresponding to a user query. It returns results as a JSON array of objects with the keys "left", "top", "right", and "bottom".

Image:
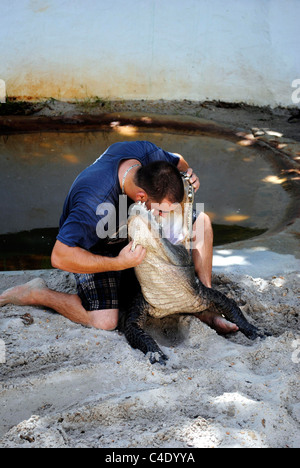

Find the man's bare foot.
[
  {"left": 196, "top": 310, "right": 239, "bottom": 335},
  {"left": 0, "top": 278, "right": 47, "bottom": 307}
]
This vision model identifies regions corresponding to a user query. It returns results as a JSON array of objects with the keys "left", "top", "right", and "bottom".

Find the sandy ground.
[
  {"left": 0, "top": 100, "right": 299, "bottom": 448},
  {"left": 0, "top": 268, "right": 299, "bottom": 448}
]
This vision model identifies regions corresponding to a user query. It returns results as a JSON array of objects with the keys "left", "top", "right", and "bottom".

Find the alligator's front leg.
[{"left": 124, "top": 293, "right": 169, "bottom": 365}]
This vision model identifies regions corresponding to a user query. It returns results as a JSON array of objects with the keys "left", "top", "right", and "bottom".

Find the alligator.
[{"left": 119, "top": 192, "right": 269, "bottom": 365}]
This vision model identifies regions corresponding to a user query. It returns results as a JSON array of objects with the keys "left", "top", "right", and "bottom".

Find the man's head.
[{"left": 134, "top": 161, "right": 184, "bottom": 215}]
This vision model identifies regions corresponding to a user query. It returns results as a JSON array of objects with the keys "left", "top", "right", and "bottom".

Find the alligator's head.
[{"left": 128, "top": 201, "right": 192, "bottom": 267}]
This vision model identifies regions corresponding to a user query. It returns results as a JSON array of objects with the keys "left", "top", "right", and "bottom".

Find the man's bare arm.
[
  {"left": 174, "top": 153, "right": 189, "bottom": 172},
  {"left": 51, "top": 240, "right": 146, "bottom": 274},
  {"left": 174, "top": 153, "right": 200, "bottom": 192}
]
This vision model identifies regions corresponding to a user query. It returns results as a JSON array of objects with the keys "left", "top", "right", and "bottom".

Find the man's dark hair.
[{"left": 134, "top": 161, "right": 184, "bottom": 203}]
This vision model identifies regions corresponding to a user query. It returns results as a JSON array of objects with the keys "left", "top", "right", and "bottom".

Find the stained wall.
[{"left": 1, "top": 0, "right": 299, "bottom": 106}]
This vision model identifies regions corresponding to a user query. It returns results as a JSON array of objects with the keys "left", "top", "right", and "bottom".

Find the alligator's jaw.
[{"left": 128, "top": 202, "right": 204, "bottom": 317}]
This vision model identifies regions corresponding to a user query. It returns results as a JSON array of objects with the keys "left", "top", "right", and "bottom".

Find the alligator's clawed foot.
[
  {"left": 243, "top": 326, "right": 272, "bottom": 341},
  {"left": 146, "top": 350, "right": 169, "bottom": 366}
]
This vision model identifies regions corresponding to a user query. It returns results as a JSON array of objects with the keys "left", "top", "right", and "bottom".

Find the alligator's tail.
[{"left": 198, "top": 282, "right": 271, "bottom": 340}]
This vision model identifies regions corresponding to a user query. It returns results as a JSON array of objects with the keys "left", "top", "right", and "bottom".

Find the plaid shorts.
[
  {"left": 73, "top": 240, "right": 141, "bottom": 311},
  {"left": 74, "top": 271, "right": 122, "bottom": 311}
]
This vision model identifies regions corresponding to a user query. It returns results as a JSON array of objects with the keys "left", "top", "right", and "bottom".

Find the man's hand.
[
  {"left": 175, "top": 155, "right": 200, "bottom": 192},
  {"left": 115, "top": 242, "right": 146, "bottom": 270},
  {"left": 186, "top": 167, "right": 200, "bottom": 192}
]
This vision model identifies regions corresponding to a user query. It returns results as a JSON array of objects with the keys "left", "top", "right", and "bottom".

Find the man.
[{"left": 0, "top": 141, "right": 237, "bottom": 335}]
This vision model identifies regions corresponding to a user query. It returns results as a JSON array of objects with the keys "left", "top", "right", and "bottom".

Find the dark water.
[
  {"left": 0, "top": 130, "right": 288, "bottom": 271},
  {"left": 0, "top": 225, "right": 267, "bottom": 271}
]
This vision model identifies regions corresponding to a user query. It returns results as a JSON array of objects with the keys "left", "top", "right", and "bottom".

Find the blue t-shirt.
[{"left": 57, "top": 141, "right": 180, "bottom": 252}]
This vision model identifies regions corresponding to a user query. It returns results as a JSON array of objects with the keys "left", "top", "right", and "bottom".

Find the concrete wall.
[{"left": 1, "top": 0, "right": 299, "bottom": 106}]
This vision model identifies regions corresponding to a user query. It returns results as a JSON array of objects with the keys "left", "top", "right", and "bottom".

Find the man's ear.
[{"left": 135, "top": 190, "right": 148, "bottom": 203}]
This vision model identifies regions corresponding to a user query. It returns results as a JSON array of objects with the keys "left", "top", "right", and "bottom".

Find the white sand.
[
  {"left": 0, "top": 267, "right": 299, "bottom": 448},
  {"left": 0, "top": 101, "right": 299, "bottom": 448}
]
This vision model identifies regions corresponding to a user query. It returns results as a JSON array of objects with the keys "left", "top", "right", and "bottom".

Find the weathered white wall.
[{"left": 1, "top": 0, "right": 299, "bottom": 106}]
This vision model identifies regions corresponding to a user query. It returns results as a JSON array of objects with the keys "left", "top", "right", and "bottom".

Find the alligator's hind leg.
[
  {"left": 214, "top": 291, "right": 270, "bottom": 340},
  {"left": 124, "top": 293, "right": 169, "bottom": 365},
  {"left": 198, "top": 283, "right": 270, "bottom": 340}
]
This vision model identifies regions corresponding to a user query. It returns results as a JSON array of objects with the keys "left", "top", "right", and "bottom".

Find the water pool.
[{"left": 0, "top": 120, "right": 292, "bottom": 270}]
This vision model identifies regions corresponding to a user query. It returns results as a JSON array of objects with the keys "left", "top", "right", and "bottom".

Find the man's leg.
[
  {"left": 88, "top": 309, "right": 119, "bottom": 331},
  {"left": 192, "top": 212, "right": 213, "bottom": 288},
  {"left": 0, "top": 278, "right": 118, "bottom": 331},
  {"left": 192, "top": 213, "right": 238, "bottom": 334}
]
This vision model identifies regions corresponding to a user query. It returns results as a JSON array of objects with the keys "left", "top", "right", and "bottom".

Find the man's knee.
[
  {"left": 89, "top": 309, "right": 119, "bottom": 331},
  {"left": 202, "top": 212, "right": 213, "bottom": 233}
]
